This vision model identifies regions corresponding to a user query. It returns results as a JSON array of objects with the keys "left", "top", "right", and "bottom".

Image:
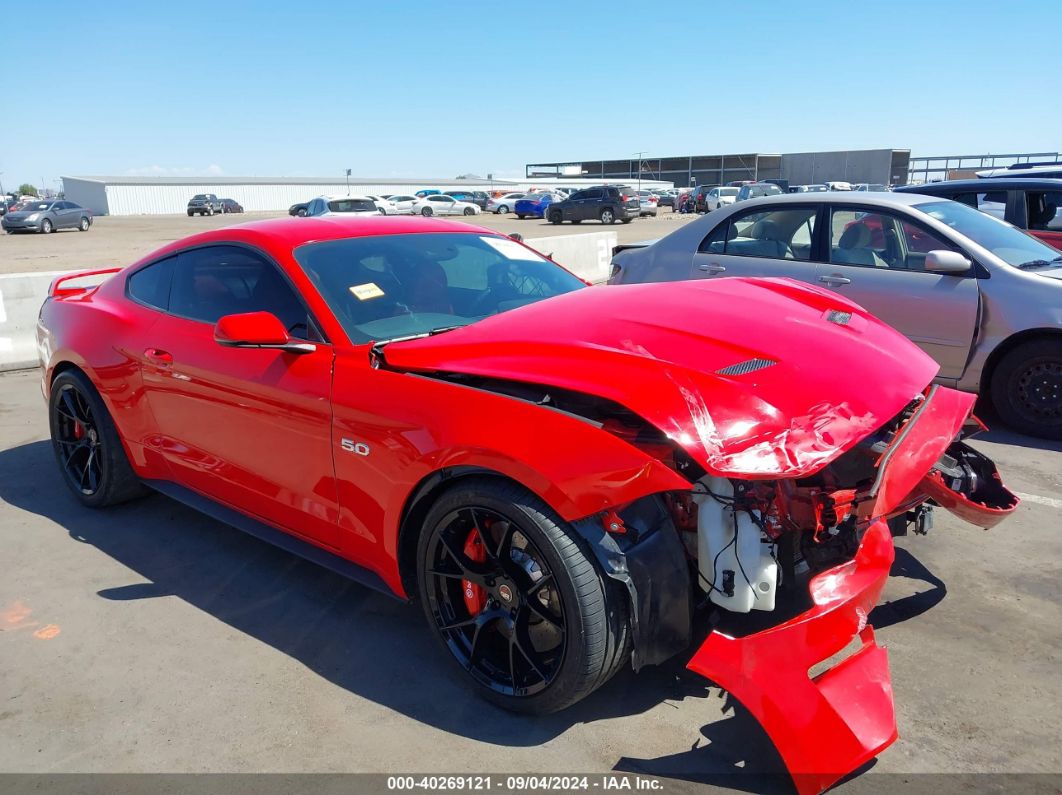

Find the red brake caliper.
[{"left": 462, "top": 530, "right": 487, "bottom": 615}]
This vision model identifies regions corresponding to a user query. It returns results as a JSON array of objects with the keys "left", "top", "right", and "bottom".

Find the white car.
[
  {"left": 412, "top": 194, "right": 481, "bottom": 217},
  {"left": 486, "top": 192, "right": 527, "bottom": 214},
  {"left": 385, "top": 194, "right": 420, "bottom": 215},
  {"left": 304, "top": 195, "right": 381, "bottom": 217},
  {"left": 704, "top": 186, "right": 739, "bottom": 210},
  {"left": 365, "top": 195, "right": 399, "bottom": 214}
]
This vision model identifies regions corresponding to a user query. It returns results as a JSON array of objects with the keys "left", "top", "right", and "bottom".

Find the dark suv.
[
  {"left": 444, "top": 190, "right": 489, "bottom": 210},
  {"left": 187, "top": 194, "right": 222, "bottom": 216},
  {"left": 894, "top": 178, "right": 1062, "bottom": 251},
  {"left": 546, "top": 186, "right": 639, "bottom": 224}
]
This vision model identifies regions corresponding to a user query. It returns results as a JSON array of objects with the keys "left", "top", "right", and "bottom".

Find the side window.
[
  {"left": 1028, "top": 191, "right": 1062, "bottom": 231},
  {"left": 127, "top": 256, "right": 175, "bottom": 310},
  {"left": 719, "top": 207, "right": 817, "bottom": 260},
  {"left": 569, "top": 191, "right": 586, "bottom": 201},
  {"left": 586, "top": 188, "right": 604, "bottom": 200},
  {"left": 830, "top": 209, "right": 955, "bottom": 270},
  {"left": 699, "top": 221, "right": 730, "bottom": 253},
  {"left": 169, "top": 246, "right": 313, "bottom": 338}
]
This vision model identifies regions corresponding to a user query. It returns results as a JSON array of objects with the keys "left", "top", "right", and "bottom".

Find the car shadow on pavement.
[{"left": 0, "top": 439, "right": 783, "bottom": 773}]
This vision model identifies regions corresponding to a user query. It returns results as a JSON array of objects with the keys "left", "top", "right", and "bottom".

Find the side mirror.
[
  {"left": 924, "top": 250, "right": 972, "bottom": 274},
  {"left": 214, "top": 312, "right": 315, "bottom": 354}
]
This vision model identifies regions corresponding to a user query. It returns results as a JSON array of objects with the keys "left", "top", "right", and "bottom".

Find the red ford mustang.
[{"left": 37, "top": 216, "right": 1017, "bottom": 794}]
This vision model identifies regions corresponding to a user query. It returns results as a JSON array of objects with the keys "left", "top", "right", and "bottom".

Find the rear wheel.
[
  {"left": 207, "top": 206, "right": 214, "bottom": 216},
  {"left": 990, "top": 338, "right": 1062, "bottom": 439},
  {"left": 497, "top": 205, "right": 509, "bottom": 214},
  {"left": 49, "top": 370, "right": 147, "bottom": 508},
  {"left": 422, "top": 207, "right": 433, "bottom": 217},
  {"left": 600, "top": 209, "right": 615, "bottom": 224},
  {"left": 517, "top": 214, "right": 526, "bottom": 219},
  {"left": 463, "top": 207, "right": 475, "bottom": 216},
  {"left": 417, "top": 479, "right": 629, "bottom": 714}
]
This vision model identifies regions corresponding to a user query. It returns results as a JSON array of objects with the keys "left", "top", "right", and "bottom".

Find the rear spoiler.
[
  {"left": 611, "top": 241, "right": 655, "bottom": 258},
  {"left": 48, "top": 267, "right": 123, "bottom": 298}
]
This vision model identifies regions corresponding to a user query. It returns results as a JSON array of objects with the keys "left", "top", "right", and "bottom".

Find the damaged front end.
[{"left": 667, "top": 385, "right": 1016, "bottom": 794}]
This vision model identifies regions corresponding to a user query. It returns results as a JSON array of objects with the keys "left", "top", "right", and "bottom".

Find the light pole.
[
  {"left": 632, "top": 151, "right": 646, "bottom": 193},
  {"left": 345, "top": 168, "right": 351, "bottom": 194}
]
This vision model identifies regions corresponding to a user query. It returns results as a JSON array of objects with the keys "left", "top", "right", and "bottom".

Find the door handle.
[
  {"left": 698, "top": 262, "right": 726, "bottom": 273},
  {"left": 144, "top": 348, "right": 173, "bottom": 366},
  {"left": 819, "top": 274, "right": 851, "bottom": 285}
]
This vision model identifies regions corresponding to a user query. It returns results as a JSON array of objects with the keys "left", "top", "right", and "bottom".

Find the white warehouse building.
[{"left": 61, "top": 175, "right": 674, "bottom": 216}]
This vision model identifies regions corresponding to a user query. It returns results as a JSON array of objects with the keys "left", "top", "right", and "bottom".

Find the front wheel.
[
  {"left": 40, "top": 218, "right": 53, "bottom": 234},
  {"left": 548, "top": 211, "right": 562, "bottom": 224},
  {"left": 496, "top": 205, "right": 509, "bottom": 214},
  {"left": 78, "top": 217, "right": 90, "bottom": 231},
  {"left": 990, "top": 339, "right": 1062, "bottom": 439},
  {"left": 417, "top": 479, "right": 629, "bottom": 714},
  {"left": 421, "top": 207, "right": 434, "bottom": 217},
  {"left": 49, "top": 370, "right": 147, "bottom": 508}
]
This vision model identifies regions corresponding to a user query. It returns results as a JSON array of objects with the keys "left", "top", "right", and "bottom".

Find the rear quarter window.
[{"left": 127, "top": 256, "right": 175, "bottom": 310}]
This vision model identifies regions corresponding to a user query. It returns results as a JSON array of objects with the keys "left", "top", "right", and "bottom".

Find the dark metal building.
[{"left": 527, "top": 148, "right": 911, "bottom": 189}]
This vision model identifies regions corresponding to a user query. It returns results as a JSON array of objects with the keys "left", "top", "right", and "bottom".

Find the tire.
[
  {"left": 40, "top": 218, "right": 53, "bottom": 234},
  {"left": 497, "top": 205, "right": 509, "bottom": 214},
  {"left": 417, "top": 478, "right": 630, "bottom": 714},
  {"left": 989, "top": 338, "right": 1062, "bottom": 439},
  {"left": 600, "top": 209, "right": 615, "bottom": 224},
  {"left": 297, "top": 208, "right": 307, "bottom": 217},
  {"left": 463, "top": 207, "right": 475, "bottom": 216},
  {"left": 207, "top": 207, "right": 214, "bottom": 216},
  {"left": 187, "top": 210, "right": 194, "bottom": 217},
  {"left": 421, "top": 207, "right": 433, "bottom": 217},
  {"left": 571, "top": 219, "right": 582, "bottom": 225},
  {"left": 78, "top": 216, "right": 90, "bottom": 232},
  {"left": 378, "top": 207, "right": 387, "bottom": 215},
  {"left": 548, "top": 211, "right": 562, "bottom": 225},
  {"left": 49, "top": 369, "right": 147, "bottom": 508},
  {"left": 517, "top": 214, "right": 526, "bottom": 219},
  {"left": 621, "top": 218, "right": 632, "bottom": 224}
]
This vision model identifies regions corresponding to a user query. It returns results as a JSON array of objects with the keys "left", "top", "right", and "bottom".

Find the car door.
[
  {"left": 813, "top": 205, "right": 980, "bottom": 380},
  {"left": 690, "top": 204, "right": 823, "bottom": 282},
  {"left": 134, "top": 243, "right": 342, "bottom": 547},
  {"left": 437, "top": 196, "right": 457, "bottom": 215}
]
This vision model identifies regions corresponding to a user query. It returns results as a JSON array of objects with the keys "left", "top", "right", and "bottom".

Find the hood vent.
[{"left": 715, "top": 358, "right": 777, "bottom": 376}]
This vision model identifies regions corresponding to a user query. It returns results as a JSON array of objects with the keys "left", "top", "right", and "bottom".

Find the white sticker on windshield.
[
  {"left": 350, "top": 282, "right": 385, "bottom": 301},
  {"left": 481, "top": 236, "right": 543, "bottom": 261}
]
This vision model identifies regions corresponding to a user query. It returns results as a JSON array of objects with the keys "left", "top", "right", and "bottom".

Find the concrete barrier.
[
  {"left": 525, "top": 230, "right": 617, "bottom": 284},
  {"left": 0, "top": 271, "right": 66, "bottom": 372},
  {"left": 0, "top": 230, "right": 618, "bottom": 372}
]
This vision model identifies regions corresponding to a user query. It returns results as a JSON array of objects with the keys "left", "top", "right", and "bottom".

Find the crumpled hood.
[{"left": 383, "top": 278, "right": 941, "bottom": 477}]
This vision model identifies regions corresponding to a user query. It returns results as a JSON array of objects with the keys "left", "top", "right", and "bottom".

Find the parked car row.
[{"left": 186, "top": 194, "right": 243, "bottom": 216}]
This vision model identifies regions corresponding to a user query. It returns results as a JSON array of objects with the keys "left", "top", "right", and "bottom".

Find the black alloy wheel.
[
  {"left": 423, "top": 504, "right": 566, "bottom": 699},
  {"left": 49, "top": 370, "right": 146, "bottom": 507},
  {"left": 418, "top": 479, "right": 629, "bottom": 713},
  {"left": 52, "top": 383, "right": 103, "bottom": 496}
]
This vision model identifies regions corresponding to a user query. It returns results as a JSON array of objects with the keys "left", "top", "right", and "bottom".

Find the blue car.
[{"left": 514, "top": 192, "right": 560, "bottom": 219}]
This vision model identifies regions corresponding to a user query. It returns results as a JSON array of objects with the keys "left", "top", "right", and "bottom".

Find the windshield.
[
  {"left": 719, "top": 188, "right": 739, "bottom": 196},
  {"left": 192, "top": 195, "right": 208, "bottom": 200},
  {"left": 294, "top": 233, "right": 585, "bottom": 344},
  {"left": 328, "top": 198, "right": 378, "bottom": 213},
  {"left": 914, "top": 200, "right": 1062, "bottom": 269}
]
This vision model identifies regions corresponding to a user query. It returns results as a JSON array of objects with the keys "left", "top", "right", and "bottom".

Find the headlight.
[{"left": 25, "top": 213, "right": 40, "bottom": 221}]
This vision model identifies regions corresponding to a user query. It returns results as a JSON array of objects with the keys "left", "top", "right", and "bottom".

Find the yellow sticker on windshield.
[{"left": 350, "top": 282, "right": 385, "bottom": 301}]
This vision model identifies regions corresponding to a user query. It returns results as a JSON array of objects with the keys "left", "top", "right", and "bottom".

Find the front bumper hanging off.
[
  {"left": 684, "top": 385, "right": 1018, "bottom": 795},
  {"left": 688, "top": 519, "right": 896, "bottom": 795}
]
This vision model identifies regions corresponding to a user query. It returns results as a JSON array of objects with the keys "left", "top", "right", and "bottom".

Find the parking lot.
[
  {"left": 1, "top": 210, "right": 1060, "bottom": 790},
  {"left": 0, "top": 210, "right": 694, "bottom": 275}
]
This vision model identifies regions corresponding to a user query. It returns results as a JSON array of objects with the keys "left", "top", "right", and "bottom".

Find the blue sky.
[{"left": 3, "top": 0, "right": 1059, "bottom": 191}]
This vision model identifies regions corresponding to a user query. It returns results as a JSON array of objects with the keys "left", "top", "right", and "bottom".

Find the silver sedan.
[{"left": 609, "top": 192, "right": 1062, "bottom": 438}]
